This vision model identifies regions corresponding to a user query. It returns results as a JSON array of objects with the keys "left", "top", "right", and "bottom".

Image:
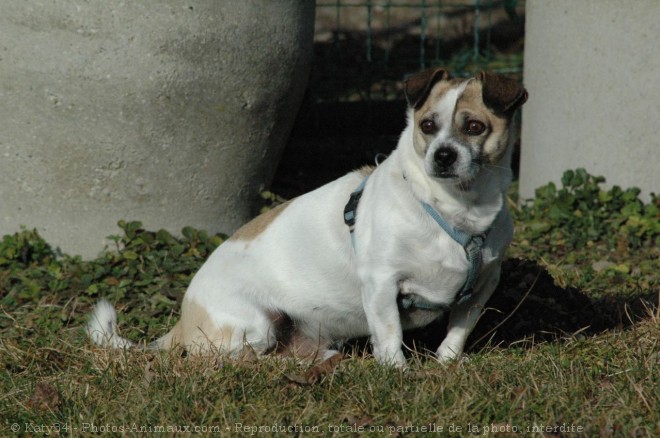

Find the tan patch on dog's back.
[
  {"left": 357, "top": 165, "right": 376, "bottom": 178},
  {"left": 229, "top": 200, "right": 293, "bottom": 242}
]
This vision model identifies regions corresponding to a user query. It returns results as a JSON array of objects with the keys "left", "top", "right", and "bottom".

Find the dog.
[{"left": 88, "top": 68, "right": 527, "bottom": 367}]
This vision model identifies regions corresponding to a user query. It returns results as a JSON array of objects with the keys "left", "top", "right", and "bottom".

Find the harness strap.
[
  {"left": 399, "top": 294, "right": 451, "bottom": 312},
  {"left": 344, "top": 175, "right": 491, "bottom": 309},
  {"left": 343, "top": 177, "right": 369, "bottom": 248},
  {"left": 421, "top": 201, "right": 486, "bottom": 302}
]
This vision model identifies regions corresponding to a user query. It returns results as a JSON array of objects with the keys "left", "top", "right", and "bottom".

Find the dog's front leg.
[
  {"left": 361, "top": 271, "right": 407, "bottom": 367},
  {"left": 437, "top": 264, "right": 501, "bottom": 362}
]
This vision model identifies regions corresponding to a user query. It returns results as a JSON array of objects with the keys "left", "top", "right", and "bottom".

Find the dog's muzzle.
[{"left": 433, "top": 146, "right": 458, "bottom": 177}]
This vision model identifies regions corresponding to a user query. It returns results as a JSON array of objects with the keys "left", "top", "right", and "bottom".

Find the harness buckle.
[
  {"left": 344, "top": 181, "right": 367, "bottom": 229},
  {"left": 343, "top": 192, "right": 361, "bottom": 228},
  {"left": 465, "top": 234, "right": 486, "bottom": 258}
]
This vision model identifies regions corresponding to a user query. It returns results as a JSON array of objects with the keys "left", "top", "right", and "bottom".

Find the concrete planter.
[{"left": 0, "top": 1, "right": 315, "bottom": 257}]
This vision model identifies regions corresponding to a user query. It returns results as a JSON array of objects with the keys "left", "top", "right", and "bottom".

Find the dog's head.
[{"left": 404, "top": 68, "right": 527, "bottom": 186}]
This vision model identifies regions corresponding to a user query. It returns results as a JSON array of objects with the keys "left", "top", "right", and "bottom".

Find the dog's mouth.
[
  {"left": 429, "top": 163, "right": 479, "bottom": 191},
  {"left": 436, "top": 171, "right": 458, "bottom": 179},
  {"left": 430, "top": 167, "right": 471, "bottom": 182},
  {"left": 430, "top": 161, "right": 479, "bottom": 180},
  {"left": 430, "top": 171, "right": 475, "bottom": 192}
]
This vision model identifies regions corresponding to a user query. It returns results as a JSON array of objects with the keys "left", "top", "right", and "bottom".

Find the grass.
[{"left": 1, "top": 170, "right": 658, "bottom": 436}]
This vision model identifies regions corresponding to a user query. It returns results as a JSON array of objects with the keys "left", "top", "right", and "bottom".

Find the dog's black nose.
[{"left": 434, "top": 147, "right": 457, "bottom": 168}]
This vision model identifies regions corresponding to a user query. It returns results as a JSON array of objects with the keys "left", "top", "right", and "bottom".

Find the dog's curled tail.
[{"left": 86, "top": 299, "right": 135, "bottom": 349}]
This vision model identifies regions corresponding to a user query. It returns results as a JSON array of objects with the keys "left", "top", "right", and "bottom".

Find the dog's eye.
[
  {"left": 465, "top": 120, "right": 486, "bottom": 135},
  {"left": 420, "top": 119, "right": 437, "bottom": 135}
]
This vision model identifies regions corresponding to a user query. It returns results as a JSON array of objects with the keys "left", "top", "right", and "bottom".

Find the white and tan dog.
[{"left": 88, "top": 68, "right": 527, "bottom": 366}]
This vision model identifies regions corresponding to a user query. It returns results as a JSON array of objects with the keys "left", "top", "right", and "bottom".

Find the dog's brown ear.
[
  {"left": 479, "top": 71, "right": 528, "bottom": 116},
  {"left": 404, "top": 67, "right": 449, "bottom": 109}
]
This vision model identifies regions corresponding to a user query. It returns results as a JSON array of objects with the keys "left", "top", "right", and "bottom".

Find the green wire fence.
[{"left": 312, "top": 0, "right": 525, "bottom": 102}]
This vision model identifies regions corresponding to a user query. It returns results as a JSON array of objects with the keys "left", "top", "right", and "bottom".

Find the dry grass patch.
[{"left": 1, "top": 305, "right": 658, "bottom": 436}]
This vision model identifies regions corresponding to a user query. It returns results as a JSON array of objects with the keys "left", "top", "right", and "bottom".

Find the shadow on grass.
[{"left": 397, "top": 257, "right": 659, "bottom": 357}]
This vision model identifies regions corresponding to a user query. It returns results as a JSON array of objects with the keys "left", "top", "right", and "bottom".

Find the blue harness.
[{"left": 343, "top": 175, "right": 489, "bottom": 311}]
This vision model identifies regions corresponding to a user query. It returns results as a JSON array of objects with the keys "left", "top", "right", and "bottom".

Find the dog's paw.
[
  {"left": 436, "top": 342, "right": 462, "bottom": 363},
  {"left": 374, "top": 348, "right": 407, "bottom": 368}
]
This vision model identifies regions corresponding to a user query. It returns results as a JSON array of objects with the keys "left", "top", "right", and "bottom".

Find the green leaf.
[
  {"left": 156, "top": 229, "right": 177, "bottom": 245},
  {"left": 122, "top": 251, "right": 139, "bottom": 261},
  {"left": 181, "top": 226, "right": 196, "bottom": 241},
  {"left": 172, "top": 245, "right": 185, "bottom": 257},
  {"left": 209, "top": 235, "right": 224, "bottom": 248},
  {"left": 609, "top": 264, "right": 630, "bottom": 274},
  {"left": 574, "top": 168, "right": 588, "bottom": 187},
  {"left": 86, "top": 284, "right": 99, "bottom": 296}
]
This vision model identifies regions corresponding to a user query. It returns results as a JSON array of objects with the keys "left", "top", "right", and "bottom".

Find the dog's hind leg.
[{"left": 168, "top": 295, "right": 278, "bottom": 356}]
